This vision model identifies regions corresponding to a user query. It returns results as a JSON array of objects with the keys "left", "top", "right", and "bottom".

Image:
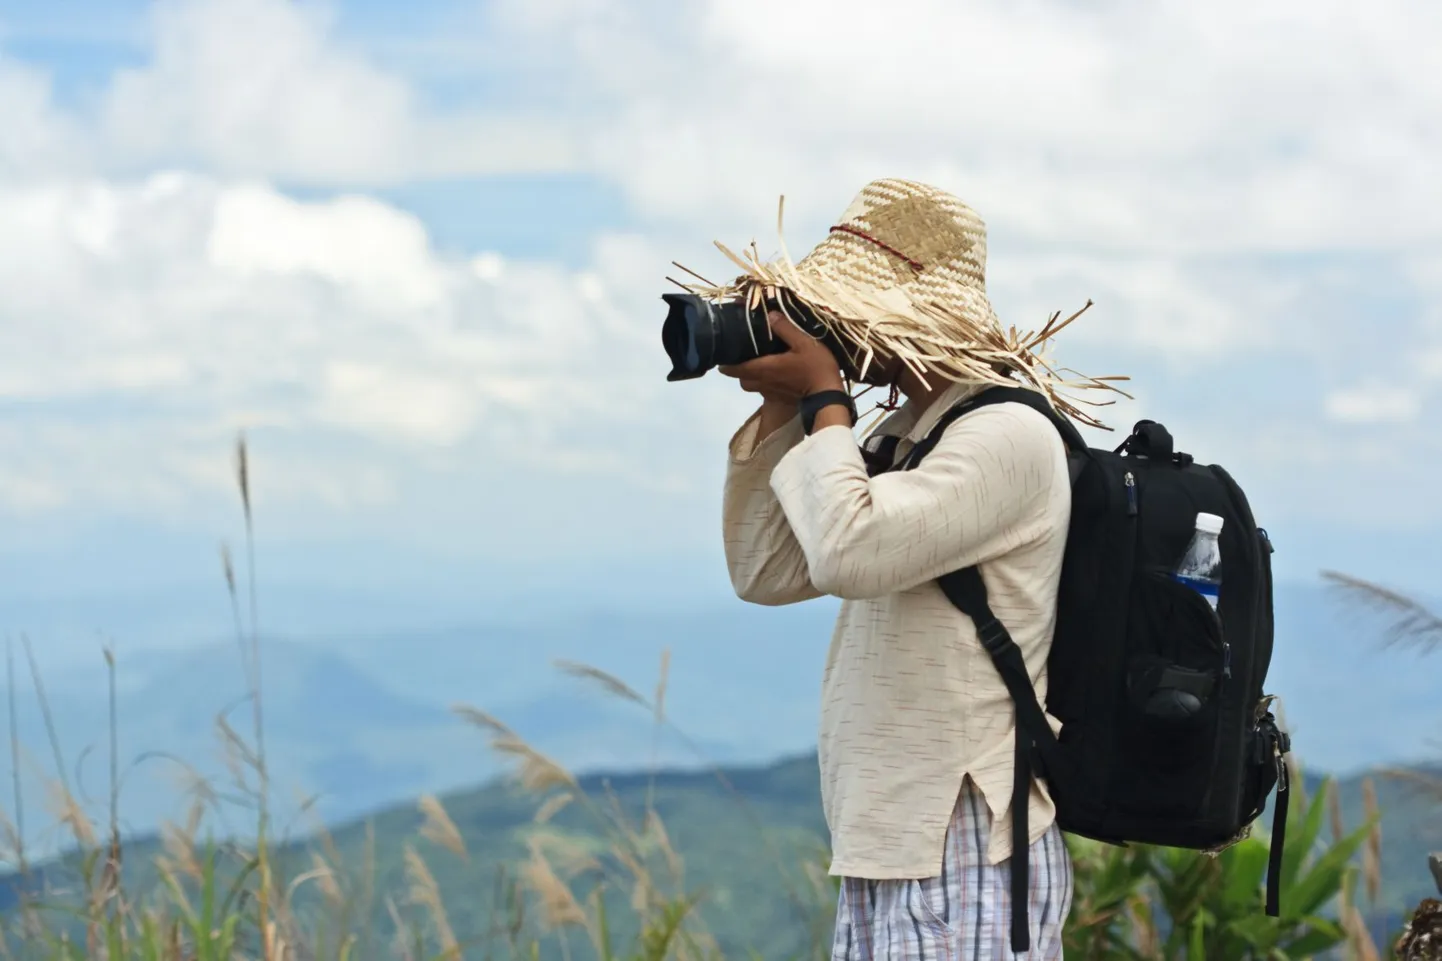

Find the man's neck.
[{"left": 897, "top": 367, "right": 948, "bottom": 418}]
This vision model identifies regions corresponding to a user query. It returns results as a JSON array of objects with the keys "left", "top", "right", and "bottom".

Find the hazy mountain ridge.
[
  {"left": 3, "top": 753, "right": 1437, "bottom": 960},
  {"left": 1, "top": 579, "right": 1436, "bottom": 858}
]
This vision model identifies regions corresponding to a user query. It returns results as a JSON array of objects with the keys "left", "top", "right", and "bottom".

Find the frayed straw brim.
[{"left": 671, "top": 180, "right": 1130, "bottom": 431}]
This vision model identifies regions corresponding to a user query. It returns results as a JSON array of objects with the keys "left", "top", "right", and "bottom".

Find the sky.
[{"left": 0, "top": 0, "right": 1440, "bottom": 666}]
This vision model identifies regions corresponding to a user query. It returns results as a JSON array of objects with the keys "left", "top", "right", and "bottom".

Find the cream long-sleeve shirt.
[{"left": 721, "top": 380, "right": 1071, "bottom": 878}]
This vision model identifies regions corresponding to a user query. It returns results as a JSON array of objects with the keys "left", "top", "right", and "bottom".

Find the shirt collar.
[{"left": 902, "top": 380, "right": 992, "bottom": 443}]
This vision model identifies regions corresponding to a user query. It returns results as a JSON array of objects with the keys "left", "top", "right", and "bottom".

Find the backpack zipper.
[{"left": 1124, "top": 471, "right": 1138, "bottom": 516}]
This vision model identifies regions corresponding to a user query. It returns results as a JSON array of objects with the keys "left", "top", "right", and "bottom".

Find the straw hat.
[{"left": 675, "top": 178, "right": 1128, "bottom": 430}]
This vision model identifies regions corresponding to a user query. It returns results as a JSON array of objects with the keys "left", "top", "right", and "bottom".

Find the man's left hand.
[{"left": 718, "top": 311, "right": 846, "bottom": 401}]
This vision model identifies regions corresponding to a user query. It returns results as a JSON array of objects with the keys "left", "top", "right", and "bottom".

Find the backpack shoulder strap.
[
  {"left": 895, "top": 384, "right": 1081, "bottom": 955},
  {"left": 898, "top": 385, "right": 1087, "bottom": 473},
  {"left": 937, "top": 563, "right": 1065, "bottom": 954}
]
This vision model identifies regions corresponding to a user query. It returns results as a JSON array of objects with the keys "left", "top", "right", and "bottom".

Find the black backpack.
[{"left": 875, "top": 385, "right": 1292, "bottom": 954}]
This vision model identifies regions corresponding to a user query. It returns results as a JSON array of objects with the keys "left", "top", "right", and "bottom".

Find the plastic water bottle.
[{"left": 1173, "top": 513, "right": 1224, "bottom": 611}]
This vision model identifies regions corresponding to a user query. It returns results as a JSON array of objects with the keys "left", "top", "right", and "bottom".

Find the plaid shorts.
[{"left": 830, "top": 780, "right": 1073, "bottom": 960}]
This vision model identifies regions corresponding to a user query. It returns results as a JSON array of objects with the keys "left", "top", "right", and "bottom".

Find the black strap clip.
[{"left": 975, "top": 616, "right": 1013, "bottom": 655}]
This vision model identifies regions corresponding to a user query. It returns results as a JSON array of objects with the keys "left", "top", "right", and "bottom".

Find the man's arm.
[
  {"left": 722, "top": 401, "right": 825, "bottom": 606},
  {"left": 769, "top": 403, "right": 1063, "bottom": 600}
]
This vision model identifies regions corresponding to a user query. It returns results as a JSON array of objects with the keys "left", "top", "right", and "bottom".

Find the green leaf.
[
  {"left": 218, "top": 855, "right": 260, "bottom": 921},
  {"left": 1278, "top": 917, "right": 1346, "bottom": 957},
  {"left": 1187, "top": 909, "right": 1208, "bottom": 960},
  {"left": 1220, "top": 839, "right": 1271, "bottom": 911},
  {"left": 1280, "top": 777, "right": 1331, "bottom": 892},
  {"left": 1286, "top": 818, "right": 1377, "bottom": 920},
  {"left": 596, "top": 884, "right": 614, "bottom": 961}
]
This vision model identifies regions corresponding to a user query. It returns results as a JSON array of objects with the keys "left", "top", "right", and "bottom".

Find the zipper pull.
[
  {"left": 1259, "top": 528, "right": 1275, "bottom": 554},
  {"left": 1124, "top": 472, "right": 1138, "bottom": 516},
  {"left": 1222, "top": 641, "right": 1232, "bottom": 681}
]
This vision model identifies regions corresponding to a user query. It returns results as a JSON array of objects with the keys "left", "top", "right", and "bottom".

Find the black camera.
[{"left": 661, "top": 289, "right": 866, "bottom": 382}]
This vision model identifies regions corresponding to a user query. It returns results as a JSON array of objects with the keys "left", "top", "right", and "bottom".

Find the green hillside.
[{"left": 5, "top": 752, "right": 1437, "bottom": 959}]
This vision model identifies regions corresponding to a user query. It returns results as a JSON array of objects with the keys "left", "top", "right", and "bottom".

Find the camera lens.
[{"left": 661, "top": 290, "right": 844, "bottom": 382}]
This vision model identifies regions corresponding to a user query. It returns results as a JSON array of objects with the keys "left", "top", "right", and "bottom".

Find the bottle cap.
[{"left": 1195, "top": 513, "right": 1224, "bottom": 535}]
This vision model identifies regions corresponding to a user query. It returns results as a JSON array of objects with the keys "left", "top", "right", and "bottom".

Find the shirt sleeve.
[
  {"left": 769, "top": 403, "right": 1063, "bottom": 600},
  {"left": 721, "top": 408, "right": 825, "bottom": 606}
]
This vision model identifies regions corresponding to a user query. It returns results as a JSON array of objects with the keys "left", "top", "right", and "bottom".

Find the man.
[{"left": 711, "top": 179, "right": 1117, "bottom": 959}]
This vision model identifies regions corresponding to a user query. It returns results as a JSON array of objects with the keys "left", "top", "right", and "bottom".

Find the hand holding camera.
[{"left": 717, "top": 310, "right": 846, "bottom": 404}]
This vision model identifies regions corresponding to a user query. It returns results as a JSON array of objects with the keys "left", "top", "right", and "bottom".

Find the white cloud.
[
  {"left": 0, "top": 55, "right": 87, "bottom": 179},
  {"left": 0, "top": 0, "right": 581, "bottom": 186},
  {"left": 0, "top": 0, "right": 1439, "bottom": 554},
  {"left": 479, "top": 0, "right": 1442, "bottom": 253},
  {"left": 0, "top": 173, "right": 744, "bottom": 525},
  {"left": 384, "top": 0, "right": 1440, "bottom": 381},
  {"left": 1324, "top": 385, "right": 1423, "bottom": 425},
  {"left": 207, "top": 185, "right": 449, "bottom": 312}
]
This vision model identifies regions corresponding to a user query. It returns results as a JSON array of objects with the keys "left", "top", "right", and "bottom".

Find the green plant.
[
  {"left": 1063, "top": 834, "right": 1159, "bottom": 961},
  {"left": 1060, "top": 773, "right": 1385, "bottom": 960}
]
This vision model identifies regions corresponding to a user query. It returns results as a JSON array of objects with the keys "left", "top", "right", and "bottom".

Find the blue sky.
[{"left": 0, "top": 0, "right": 1440, "bottom": 668}]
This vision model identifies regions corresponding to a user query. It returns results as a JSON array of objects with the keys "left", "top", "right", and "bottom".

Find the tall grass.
[
  {"left": 1322, "top": 571, "right": 1442, "bottom": 960},
  {"left": 0, "top": 437, "right": 833, "bottom": 960}
]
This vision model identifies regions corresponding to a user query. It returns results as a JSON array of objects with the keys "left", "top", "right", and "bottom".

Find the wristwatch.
[{"left": 799, "top": 389, "right": 857, "bottom": 435}]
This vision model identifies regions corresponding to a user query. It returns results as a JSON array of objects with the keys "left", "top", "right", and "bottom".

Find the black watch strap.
[{"left": 799, "top": 389, "right": 857, "bottom": 435}]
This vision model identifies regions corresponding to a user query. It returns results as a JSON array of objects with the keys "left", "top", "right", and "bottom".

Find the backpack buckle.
[{"left": 976, "top": 616, "right": 1014, "bottom": 655}]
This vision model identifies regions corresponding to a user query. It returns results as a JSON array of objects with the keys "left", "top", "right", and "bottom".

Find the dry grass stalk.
[
  {"left": 284, "top": 856, "right": 340, "bottom": 920},
  {"left": 311, "top": 850, "right": 344, "bottom": 909},
  {"left": 417, "top": 794, "right": 468, "bottom": 861},
  {"left": 1341, "top": 870, "right": 1383, "bottom": 961},
  {"left": 644, "top": 808, "right": 685, "bottom": 885},
  {"left": 0, "top": 807, "right": 18, "bottom": 866},
  {"left": 1322, "top": 571, "right": 1442, "bottom": 655},
  {"left": 451, "top": 705, "right": 514, "bottom": 737},
  {"left": 609, "top": 841, "right": 654, "bottom": 915},
  {"left": 5, "top": 639, "right": 25, "bottom": 878},
  {"left": 235, "top": 432, "right": 252, "bottom": 523},
  {"left": 159, "top": 813, "right": 203, "bottom": 881},
  {"left": 534, "top": 791, "right": 575, "bottom": 825},
  {"left": 1129, "top": 891, "right": 1160, "bottom": 959},
  {"left": 453, "top": 704, "right": 578, "bottom": 793},
  {"left": 156, "top": 861, "right": 194, "bottom": 919},
  {"left": 220, "top": 543, "right": 237, "bottom": 597},
  {"left": 22, "top": 637, "right": 75, "bottom": 812},
  {"left": 1380, "top": 767, "right": 1442, "bottom": 805},
  {"left": 554, "top": 659, "right": 649, "bottom": 707},
  {"left": 405, "top": 844, "right": 461, "bottom": 958},
  {"left": 1276, "top": 702, "right": 1307, "bottom": 810},
  {"left": 216, "top": 714, "right": 260, "bottom": 786},
  {"left": 383, "top": 895, "right": 411, "bottom": 960},
  {"left": 1362, "top": 777, "right": 1382, "bottom": 906},
  {"left": 654, "top": 649, "right": 671, "bottom": 728},
  {"left": 1330, "top": 784, "right": 1346, "bottom": 843},
  {"left": 44, "top": 782, "right": 97, "bottom": 849},
  {"left": 519, "top": 837, "right": 587, "bottom": 930},
  {"left": 232, "top": 430, "right": 275, "bottom": 961},
  {"left": 531, "top": 830, "right": 602, "bottom": 881}
]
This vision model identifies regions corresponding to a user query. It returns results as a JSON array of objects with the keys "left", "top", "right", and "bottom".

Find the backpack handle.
[
  {"left": 1116, "top": 420, "right": 1172, "bottom": 458},
  {"left": 1115, "top": 419, "right": 1194, "bottom": 466}
]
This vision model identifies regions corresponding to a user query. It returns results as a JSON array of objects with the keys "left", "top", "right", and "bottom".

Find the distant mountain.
[
  {"left": 3, "top": 578, "right": 1436, "bottom": 859},
  {"left": 0, "top": 636, "right": 751, "bottom": 859}
]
